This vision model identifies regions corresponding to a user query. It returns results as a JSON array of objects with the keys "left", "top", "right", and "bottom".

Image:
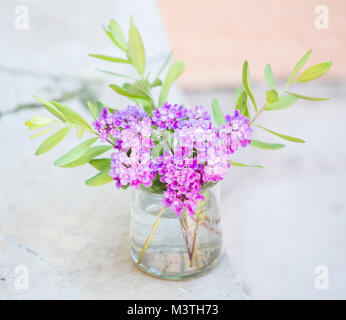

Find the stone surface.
[{"left": 0, "top": 0, "right": 247, "bottom": 300}]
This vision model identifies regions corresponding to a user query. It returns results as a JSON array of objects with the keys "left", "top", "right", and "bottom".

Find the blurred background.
[{"left": 1, "top": 0, "right": 345, "bottom": 299}]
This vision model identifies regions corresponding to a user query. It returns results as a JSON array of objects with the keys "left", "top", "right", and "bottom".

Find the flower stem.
[
  {"left": 137, "top": 207, "right": 166, "bottom": 264},
  {"left": 250, "top": 105, "right": 265, "bottom": 125},
  {"left": 191, "top": 217, "right": 201, "bottom": 269}
]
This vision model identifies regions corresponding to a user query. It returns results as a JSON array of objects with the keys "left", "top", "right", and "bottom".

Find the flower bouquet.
[{"left": 25, "top": 18, "right": 332, "bottom": 279}]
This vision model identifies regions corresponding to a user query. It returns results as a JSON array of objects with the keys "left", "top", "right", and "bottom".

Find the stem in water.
[{"left": 137, "top": 207, "right": 166, "bottom": 264}]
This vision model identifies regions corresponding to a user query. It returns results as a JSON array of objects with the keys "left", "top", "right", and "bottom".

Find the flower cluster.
[
  {"left": 154, "top": 155, "right": 204, "bottom": 215},
  {"left": 93, "top": 103, "right": 252, "bottom": 215},
  {"left": 94, "top": 106, "right": 155, "bottom": 189},
  {"left": 151, "top": 102, "right": 188, "bottom": 130},
  {"left": 220, "top": 110, "right": 252, "bottom": 153}
]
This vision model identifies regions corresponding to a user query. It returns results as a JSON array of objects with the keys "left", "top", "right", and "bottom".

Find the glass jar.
[{"left": 130, "top": 184, "right": 224, "bottom": 280}]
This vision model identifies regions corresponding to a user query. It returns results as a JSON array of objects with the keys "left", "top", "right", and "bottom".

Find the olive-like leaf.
[
  {"left": 62, "top": 145, "right": 112, "bottom": 168},
  {"left": 285, "top": 49, "right": 312, "bottom": 86},
  {"left": 285, "top": 91, "right": 330, "bottom": 101},
  {"left": 87, "top": 101, "right": 99, "bottom": 120},
  {"left": 234, "top": 86, "right": 244, "bottom": 103},
  {"left": 295, "top": 62, "right": 332, "bottom": 82},
  {"left": 231, "top": 162, "right": 265, "bottom": 169},
  {"left": 85, "top": 168, "right": 113, "bottom": 187},
  {"left": 211, "top": 98, "right": 225, "bottom": 128},
  {"left": 103, "top": 27, "right": 119, "bottom": 49},
  {"left": 235, "top": 91, "right": 248, "bottom": 114},
  {"left": 250, "top": 139, "right": 285, "bottom": 150},
  {"left": 54, "top": 137, "right": 98, "bottom": 166},
  {"left": 128, "top": 80, "right": 152, "bottom": 99},
  {"left": 30, "top": 125, "right": 58, "bottom": 139},
  {"left": 89, "top": 54, "right": 130, "bottom": 64},
  {"left": 151, "top": 78, "right": 162, "bottom": 88},
  {"left": 265, "top": 94, "right": 298, "bottom": 111},
  {"left": 264, "top": 64, "right": 275, "bottom": 89},
  {"left": 128, "top": 23, "right": 145, "bottom": 76},
  {"left": 153, "top": 51, "right": 173, "bottom": 84},
  {"left": 265, "top": 89, "right": 279, "bottom": 104},
  {"left": 109, "top": 19, "right": 128, "bottom": 51},
  {"left": 256, "top": 125, "right": 305, "bottom": 143},
  {"left": 51, "top": 101, "right": 92, "bottom": 130},
  {"left": 33, "top": 96, "right": 65, "bottom": 121},
  {"left": 89, "top": 158, "right": 111, "bottom": 171},
  {"left": 25, "top": 116, "right": 55, "bottom": 129},
  {"left": 109, "top": 84, "right": 149, "bottom": 101},
  {"left": 35, "top": 127, "right": 70, "bottom": 155},
  {"left": 95, "top": 69, "right": 137, "bottom": 81},
  {"left": 76, "top": 124, "right": 86, "bottom": 138},
  {"left": 242, "top": 61, "right": 257, "bottom": 112},
  {"left": 158, "top": 61, "right": 185, "bottom": 106}
]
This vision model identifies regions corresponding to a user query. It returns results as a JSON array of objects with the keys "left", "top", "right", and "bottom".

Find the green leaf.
[
  {"left": 89, "top": 54, "right": 130, "bottom": 64},
  {"left": 33, "top": 96, "right": 65, "bottom": 121},
  {"left": 151, "top": 78, "right": 162, "bottom": 87},
  {"left": 265, "top": 89, "right": 279, "bottom": 104},
  {"left": 264, "top": 64, "right": 275, "bottom": 89},
  {"left": 256, "top": 125, "right": 305, "bottom": 143},
  {"left": 85, "top": 168, "right": 113, "bottom": 187},
  {"left": 285, "top": 49, "right": 312, "bottom": 86},
  {"left": 265, "top": 94, "right": 298, "bottom": 111},
  {"left": 89, "top": 158, "right": 111, "bottom": 171},
  {"left": 76, "top": 124, "right": 86, "bottom": 138},
  {"left": 35, "top": 127, "right": 70, "bottom": 155},
  {"left": 127, "top": 80, "right": 154, "bottom": 112},
  {"left": 128, "top": 80, "right": 152, "bottom": 99},
  {"left": 242, "top": 61, "right": 257, "bottom": 112},
  {"left": 109, "top": 19, "right": 128, "bottom": 51},
  {"left": 95, "top": 101, "right": 105, "bottom": 115},
  {"left": 62, "top": 145, "right": 112, "bottom": 168},
  {"left": 54, "top": 137, "right": 98, "bottom": 166},
  {"left": 51, "top": 101, "right": 93, "bottom": 130},
  {"left": 250, "top": 139, "right": 285, "bottom": 150},
  {"left": 295, "top": 62, "right": 332, "bottom": 82},
  {"left": 30, "top": 125, "right": 58, "bottom": 138},
  {"left": 95, "top": 69, "right": 137, "bottom": 81},
  {"left": 103, "top": 27, "right": 119, "bottom": 49},
  {"left": 154, "top": 51, "right": 173, "bottom": 83},
  {"left": 128, "top": 23, "right": 145, "bottom": 76},
  {"left": 109, "top": 84, "right": 148, "bottom": 100},
  {"left": 87, "top": 101, "right": 99, "bottom": 120},
  {"left": 211, "top": 98, "right": 225, "bottom": 128},
  {"left": 235, "top": 86, "right": 244, "bottom": 103},
  {"left": 25, "top": 116, "right": 55, "bottom": 129},
  {"left": 285, "top": 91, "right": 330, "bottom": 101},
  {"left": 158, "top": 61, "right": 185, "bottom": 106},
  {"left": 235, "top": 91, "right": 248, "bottom": 114},
  {"left": 231, "top": 162, "right": 265, "bottom": 169}
]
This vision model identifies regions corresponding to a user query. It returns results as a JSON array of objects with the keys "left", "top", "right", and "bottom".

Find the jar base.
[{"left": 130, "top": 248, "right": 224, "bottom": 280}]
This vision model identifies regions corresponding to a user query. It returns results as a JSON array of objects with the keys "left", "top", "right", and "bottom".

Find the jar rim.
[{"left": 138, "top": 181, "right": 217, "bottom": 195}]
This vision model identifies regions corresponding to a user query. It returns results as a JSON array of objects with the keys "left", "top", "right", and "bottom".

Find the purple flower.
[
  {"left": 153, "top": 155, "right": 204, "bottom": 215},
  {"left": 220, "top": 110, "right": 252, "bottom": 153},
  {"left": 93, "top": 103, "right": 252, "bottom": 216},
  {"left": 151, "top": 102, "right": 188, "bottom": 130}
]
